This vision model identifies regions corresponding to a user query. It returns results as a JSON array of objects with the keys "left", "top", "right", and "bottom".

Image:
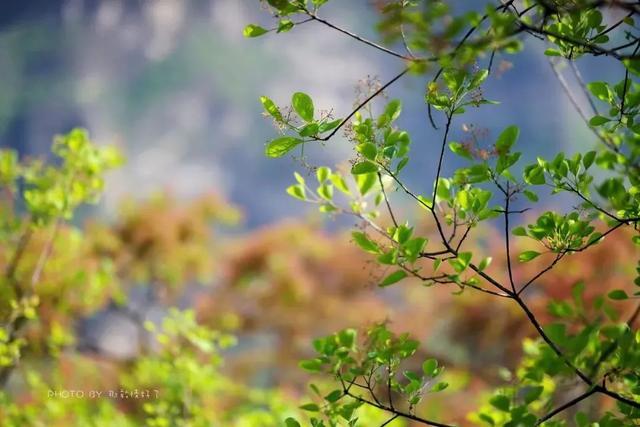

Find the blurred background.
[
  {"left": 0, "top": 1, "right": 636, "bottom": 425},
  {"left": 0, "top": 0, "right": 613, "bottom": 226}
]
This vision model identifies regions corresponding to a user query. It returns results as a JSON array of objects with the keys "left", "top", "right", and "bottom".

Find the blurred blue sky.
[{"left": 0, "top": 0, "right": 626, "bottom": 228}]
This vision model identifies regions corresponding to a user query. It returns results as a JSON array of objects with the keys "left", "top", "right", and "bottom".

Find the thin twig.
[
  {"left": 431, "top": 115, "right": 453, "bottom": 203},
  {"left": 305, "top": 11, "right": 416, "bottom": 61},
  {"left": 535, "top": 387, "right": 597, "bottom": 425},
  {"left": 314, "top": 68, "right": 410, "bottom": 142},
  {"left": 398, "top": 0, "right": 416, "bottom": 58},
  {"left": 4, "top": 224, "right": 33, "bottom": 284},
  {"left": 504, "top": 182, "right": 517, "bottom": 293},
  {"left": 380, "top": 414, "right": 400, "bottom": 427},
  {"left": 378, "top": 172, "right": 398, "bottom": 228},
  {"left": 427, "top": 0, "right": 519, "bottom": 128},
  {"left": 568, "top": 61, "right": 599, "bottom": 116},
  {"left": 518, "top": 253, "right": 565, "bottom": 295},
  {"left": 29, "top": 219, "right": 61, "bottom": 289},
  {"left": 548, "top": 59, "right": 622, "bottom": 154},
  {"left": 338, "top": 373, "right": 456, "bottom": 427}
]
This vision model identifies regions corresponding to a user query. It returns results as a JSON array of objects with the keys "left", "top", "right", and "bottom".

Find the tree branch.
[
  {"left": 315, "top": 67, "right": 410, "bottom": 142},
  {"left": 378, "top": 172, "right": 398, "bottom": 228},
  {"left": 339, "top": 376, "right": 456, "bottom": 427},
  {"left": 535, "top": 387, "right": 597, "bottom": 425},
  {"left": 504, "top": 182, "right": 517, "bottom": 293},
  {"left": 304, "top": 10, "right": 417, "bottom": 61}
]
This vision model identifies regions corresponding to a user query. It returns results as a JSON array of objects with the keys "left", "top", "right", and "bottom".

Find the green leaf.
[
  {"left": 277, "top": 19, "right": 294, "bottom": 33},
  {"left": 265, "top": 136, "right": 303, "bottom": 157},
  {"left": 324, "top": 390, "right": 343, "bottom": 403},
  {"left": 495, "top": 126, "right": 519, "bottom": 153},
  {"left": 380, "top": 270, "right": 407, "bottom": 287},
  {"left": 384, "top": 99, "right": 402, "bottom": 123},
  {"left": 316, "top": 166, "right": 330, "bottom": 182},
  {"left": 512, "top": 226, "right": 526, "bottom": 236},
  {"left": 260, "top": 96, "right": 283, "bottom": 121},
  {"left": 548, "top": 300, "right": 573, "bottom": 318},
  {"left": 623, "top": 58, "right": 640, "bottom": 76},
  {"left": 299, "top": 359, "right": 323, "bottom": 372},
  {"left": 443, "top": 68, "right": 466, "bottom": 92},
  {"left": 351, "top": 161, "right": 378, "bottom": 175},
  {"left": 422, "top": 358, "right": 438, "bottom": 376},
  {"left": 449, "top": 142, "right": 473, "bottom": 160},
  {"left": 456, "top": 190, "right": 470, "bottom": 210},
  {"left": 587, "top": 81, "right": 610, "bottom": 101},
  {"left": 524, "top": 386, "right": 544, "bottom": 404},
  {"left": 0, "top": 150, "right": 19, "bottom": 187},
  {"left": 458, "top": 252, "right": 472, "bottom": 265},
  {"left": 352, "top": 231, "right": 381, "bottom": 254},
  {"left": 292, "top": 92, "right": 314, "bottom": 122},
  {"left": 267, "top": 0, "right": 291, "bottom": 10},
  {"left": 479, "top": 413, "right": 495, "bottom": 426},
  {"left": 338, "top": 328, "right": 356, "bottom": 348},
  {"left": 285, "top": 418, "right": 301, "bottom": 427},
  {"left": 300, "top": 403, "right": 320, "bottom": 412},
  {"left": 318, "top": 118, "right": 342, "bottom": 133},
  {"left": 330, "top": 174, "right": 350, "bottom": 194},
  {"left": 589, "top": 115, "right": 610, "bottom": 126},
  {"left": 608, "top": 289, "right": 628, "bottom": 300},
  {"left": 586, "top": 232, "right": 603, "bottom": 246},
  {"left": 489, "top": 395, "right": 510, "bottom": 412},
  {"left": 432, "top": 382, "right": 449, "bottom": 392},
  {"left": 518, "top": 250, "right": 540, "bottom": 262},
  {"left": 317, "top": 184, "right": 333, "bottom": 201},
  {"left": 544, "top": 323, "right": 566, "bottom": 342},
  {"left": 478, "top": 257, "right": 492, "bottom": 271},
  {"left": 417, "top": 195, "right": 433, "bottom": 210},
  {"left": 299, "top": 123, "right": 319, "bottom": 137},
  {"left": 356, "top": 173, "right": 377, "bottom": 195},
  {"left": 435, "top": 178, "right": 451, "bottom": 201},
  {"left": 583, "top": 151, "right": 596, "bottom": 169},
  {"left": 393, "top": 225, "right": 413, "bottom": 244},
  {"left": 404, "top": 237, "right": 427, "bottom": 258},
  {"left": 524, "top": 165, "right": 545, "bottom": 185},
  {"left": 357, "top": 143, "right": 377, "bottom": 161},
  {"left": 470, "top": 69, "right": 489, "bottom": 88},
  {"left": 243, "top": 24, "right": 269, "bottom": 38},
  {"left": 449, "top": 252, "right": 472, "bottom": 273},
  {"left": 286, "top": 184, "right": 306, "bottom": 200},
  {"left": 523, "top": 189, "right": 538, "bottom": 202}
]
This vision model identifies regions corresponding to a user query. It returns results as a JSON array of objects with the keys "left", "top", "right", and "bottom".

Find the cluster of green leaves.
[
  {"left": 350, "top": 99, "right": 411, "bottom": 176},
  {"left": 513, "top": 210, "right": 599, "bottom": 256},
  {"left": 244, "top": 0, "right": 330, "bottom": 39},
  {"left": 129, "top": 309, "right": 236, "bottom": 426},
  {"left": 22, "top": 129, "right": 122, "bottom": 225},
  {"left": 427, "top": 68, "right": 495, "bottom": 116},
  {"left": 0, "top": 129, "right": 122, "bottom": 381},
  {"left": 262, "top": 92, "right": 342, "bottom": 158},
  {"left": 376, "top": 1, "right": 522, "bottom": 66},
  {"left": 272, "top": 95, "right": 414, "bottom": 221},
  {"left": 472, "top": 281, "right": 640, "bottom": 426},
  {"left": 251, "top": 0, "right": 640, "bottom": 425},
  {"left": 0, "top": 131, "right": 312, "bottom": 427},
  {"left": 288, "top": 324, "right": 447, "bottom": 426},
  {"left": 544, "top": 8, "right": 611, "bottom": 58},
  {"left": 0, "top": 308, "right": 303, "bottom": 427},
  {"left": 588, "top": 79, "right": 640, "bottom": 129}
]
